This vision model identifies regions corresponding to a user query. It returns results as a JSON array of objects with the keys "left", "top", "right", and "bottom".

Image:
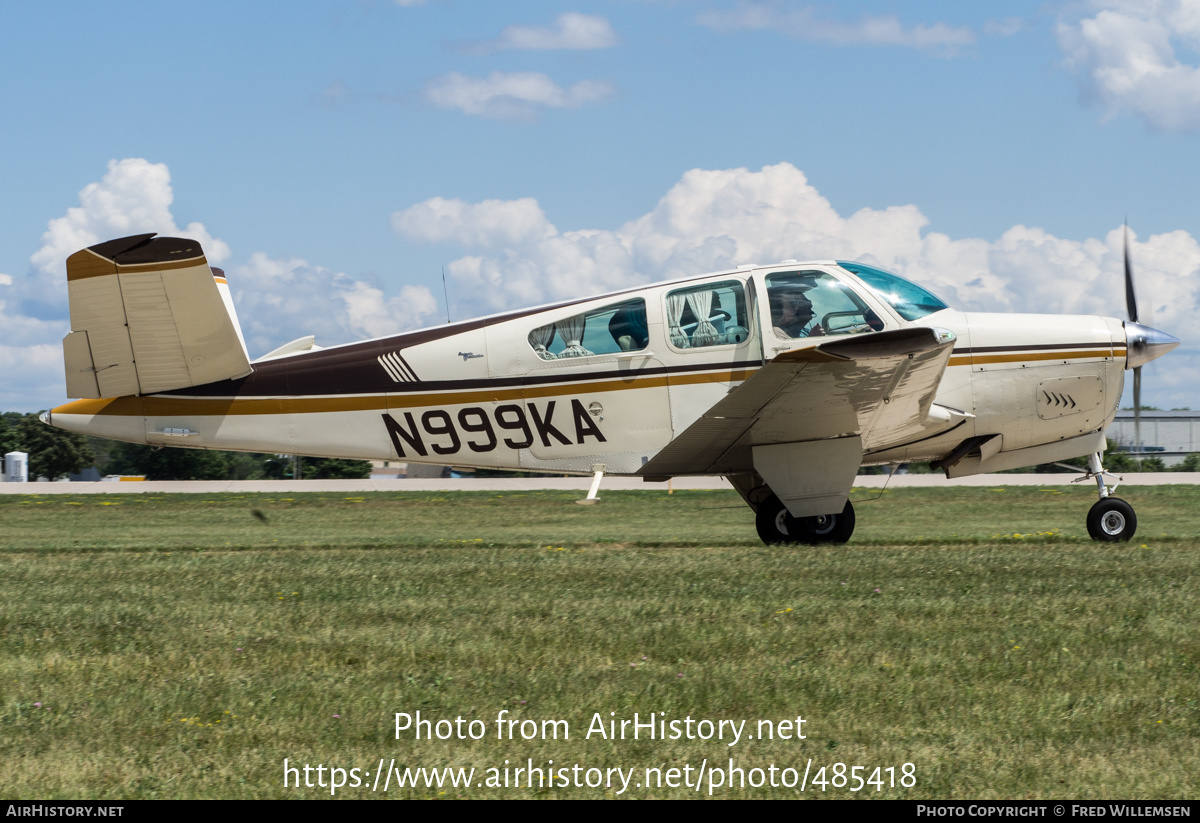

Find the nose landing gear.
[{"left": 1077, "top": 452, "right": 1137, "bottom": 542}]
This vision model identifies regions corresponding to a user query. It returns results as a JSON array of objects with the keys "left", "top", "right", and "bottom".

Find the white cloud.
[
  {"left": 27, "top": 158, "right": 440, "bottom": 353},
  {"left": 697, "top": 1, "right": 976, "bottom": 56},
  {"left": 391, "top": 196, "right": 555, "bottom": 248},
  {"left": 1057, "top": 0, "right": 1200, "bottom": 131},
  {"left": 0, "top": 266, "right": 65, "bottom": 411},
  {"left": 229, "top": 252, "right": 438, "bottom": 356},
  {"left": 394, "top": 163, "right": 948, "bottom": 312},
  {"left": 460, "top": 13, "right": 619, "bottom": 54},
  {"left": 30, "top": 158, "right": 228, "bottom": 283},
  {"left": 423, "top": 71, "right": 615, "bottom": 120},
  {"left": 1, "top": 158, "right": 232, "bottom": 410},
  {"left": 393, "top": 162, "right": 1200, "bottom": 406},
  {"left": 0, "top": 159, "right": 438, "bottom": 411},
  {"left": 313, "top": 78, "right": 353, "bottom": 108},
  {"left": 0, "top": 299, "right": 66, "bottom": 348},
  {"left": 0, "top": 342, "right": 64, "bottom": 412},
  {"left": 984, "top": 17, "right": 1027, "bottom": 37}
]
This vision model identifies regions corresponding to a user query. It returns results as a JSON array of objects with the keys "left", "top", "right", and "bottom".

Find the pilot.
[{"left": 770, "top": 286, "right": 825, "bottom": 338}]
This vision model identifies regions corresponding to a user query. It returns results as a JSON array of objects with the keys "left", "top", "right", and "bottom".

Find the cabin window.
[
  {"left": 766, "top": 270, "right": 884, "bottom": 338},
  {"left": 664, "top": 280, "right": 750, "bottom": 349},
  {"left": 528, "top": 298, "right": 648, "bottom": 360}
]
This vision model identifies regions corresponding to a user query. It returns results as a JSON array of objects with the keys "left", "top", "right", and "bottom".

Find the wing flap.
[
  {"left": 63, "top": 235, "right": 253, "bottom": 398},
  {"left": 640, "top": 326, "right": 957, "bottom": 478}
]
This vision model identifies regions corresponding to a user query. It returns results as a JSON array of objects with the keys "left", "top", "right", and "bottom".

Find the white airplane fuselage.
[{"left": 48, "top": 261, "right": 1143, "bottom": 480}]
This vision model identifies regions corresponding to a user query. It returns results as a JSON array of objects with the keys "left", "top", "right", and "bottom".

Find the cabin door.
[{"left": 488, "top": 298, "right": 674, "bottom": 475}]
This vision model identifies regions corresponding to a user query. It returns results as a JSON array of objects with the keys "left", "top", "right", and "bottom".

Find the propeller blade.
[
  {"left": 1124, "top": 222, "right": 1139, "bottom": 323},
  {"left": 1133, "top": 366, "right": 1142, "bottom": 464}
]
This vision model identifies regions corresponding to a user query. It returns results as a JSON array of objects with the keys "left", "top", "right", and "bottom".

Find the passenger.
[
  {"left": 770, "top": 286, "right": 825, "bottom": 338},
  {"left": 608, "top": 302, "right": 650, "bottom": 351}
]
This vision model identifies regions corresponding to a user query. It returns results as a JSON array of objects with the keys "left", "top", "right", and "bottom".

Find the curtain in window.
[
  {"left": 666, "top": 292, "right": 690, "bottom": 348},
  {"left": 529, "top": 324, "right": 556, "bottom": 359},
  {"left": 555, "top": 315, "right": 592, "bottom": 357},
  {"left": 687, "top": 290, "right": 720, "bottom": 347}
]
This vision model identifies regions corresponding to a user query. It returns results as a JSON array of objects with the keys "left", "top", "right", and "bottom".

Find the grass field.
[{"left": 1, "top": 485, "right": 1198, "bottom": 799}]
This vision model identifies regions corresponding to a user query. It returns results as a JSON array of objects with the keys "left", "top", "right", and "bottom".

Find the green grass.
[{"left": 1, "top": 486, "right": 1198, "bottom": 799}]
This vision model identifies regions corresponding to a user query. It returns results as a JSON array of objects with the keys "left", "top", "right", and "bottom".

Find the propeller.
[
  {"left": 1122, "top": 227, "right": 1181, "bottom": 461},
  {"left": 1124, "top": 222, "right": 1142, "bottom": 463}
]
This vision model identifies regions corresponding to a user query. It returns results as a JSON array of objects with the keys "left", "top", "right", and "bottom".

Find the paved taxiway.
[{"left": 2, "top": 473, "right": 1199, "bottom": 494}]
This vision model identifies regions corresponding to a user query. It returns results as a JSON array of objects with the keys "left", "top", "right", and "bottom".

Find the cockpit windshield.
[{"left": 837, "top": 262, "right": 949, "bottom": 321}]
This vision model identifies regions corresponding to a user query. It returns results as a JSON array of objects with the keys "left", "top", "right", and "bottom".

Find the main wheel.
[
  {"left": 755, "top": 496, "right": 856, "bottom": 545},
  {"left": 755, "top": 494, "right": 800, "bottom": 544},
  {"left": 797, "top": 500, "right": 856, "bottom": 544},
  {"left": 1087, "top": 497, "right": 1137, "bottom": 542}
]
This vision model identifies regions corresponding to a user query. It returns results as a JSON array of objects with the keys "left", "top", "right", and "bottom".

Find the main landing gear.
[
  {"left": 748, "top": 449, "right": 1137, "bottom": 546},
  {"left": 755, "top": 494, "right": 856, "bottom": 545},
  {"left": 1077, "top": 452, "right": 1137, "bottom": 542}
]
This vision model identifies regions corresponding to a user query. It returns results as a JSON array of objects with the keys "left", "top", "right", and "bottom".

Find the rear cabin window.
[
  {"left": 528, "top": 298, "right": 648, "bottom": 360},
  {"left": 664, "top": 280, "right": 750, "bottom": 349}
]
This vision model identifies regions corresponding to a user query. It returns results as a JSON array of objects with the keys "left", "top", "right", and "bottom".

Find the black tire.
[
  {"left": 755, "top": 496, "right": 856, "bottom": 545},
  {"left": 1087, "top": 497, "right": 1137, "bottom": 542},
  {"left": 797, "top": 500, "right": 856, "bottom": 544},
  {"left": 755, "top": 494, "right": 799, "bottom": 544}
]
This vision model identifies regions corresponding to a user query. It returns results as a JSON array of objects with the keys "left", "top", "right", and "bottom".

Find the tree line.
[
  {"left": 0, "top": 412, "right": 371, "bottom": 481},
  {"left": 4, "top": 410, "right": 1198, "bottom": 481}
]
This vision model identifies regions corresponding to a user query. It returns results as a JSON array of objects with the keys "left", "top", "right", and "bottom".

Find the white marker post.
[{"left": 576, "top": 463, "right": 606, "bottom": 505}]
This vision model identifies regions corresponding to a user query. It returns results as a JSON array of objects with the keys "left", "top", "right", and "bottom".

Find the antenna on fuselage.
[{"left": 442, "top": 265, "right": 451, "bottom": 325}]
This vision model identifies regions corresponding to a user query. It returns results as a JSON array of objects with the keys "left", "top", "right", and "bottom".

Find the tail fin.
[{"left": 62, "top": 234, "right": 253, "bottom": 398}]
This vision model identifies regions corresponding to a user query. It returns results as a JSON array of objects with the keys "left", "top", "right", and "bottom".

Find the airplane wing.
[
  {"left": 639, "top": 327, "right": 961, "bottom": 515},
  {"left": 62, "top": 234, "right": 253, "bottom": 398}
]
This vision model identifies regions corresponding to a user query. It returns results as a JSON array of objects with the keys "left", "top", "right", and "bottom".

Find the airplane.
[{"left": 42, "top": 231, "right": 1179, "bottom": 544}]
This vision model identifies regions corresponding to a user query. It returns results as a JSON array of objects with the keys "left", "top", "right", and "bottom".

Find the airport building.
[{"left": 1105, "top": 410, "right": 1200, "bottom": 466}]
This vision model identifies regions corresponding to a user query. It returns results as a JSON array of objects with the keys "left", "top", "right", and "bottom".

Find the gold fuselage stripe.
[
  {"left": 947, "top": 348, "right": 1115, "bottom": 368},
  {"left": 53, "top": 368, "right": 758, "bottom": 418}
]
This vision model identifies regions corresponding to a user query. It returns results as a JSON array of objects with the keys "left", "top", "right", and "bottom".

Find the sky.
[{"left": 2, "top": 0, "right": 1199, "bottom": 412}]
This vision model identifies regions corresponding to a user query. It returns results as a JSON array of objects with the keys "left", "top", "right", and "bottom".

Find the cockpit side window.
[
  {"left": 664, "top": 280, "right": 750, "bottom": 350},
  {"left": 528, "top": 298, "right": 648, "bottom": 360},
  {"left": 766, "top": 270, "right": 884, "bottom": 338}
]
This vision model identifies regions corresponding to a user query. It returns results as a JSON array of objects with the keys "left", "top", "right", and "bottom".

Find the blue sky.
[{"left": 2, "top": 0, "right": 1199, "bottom": 411}]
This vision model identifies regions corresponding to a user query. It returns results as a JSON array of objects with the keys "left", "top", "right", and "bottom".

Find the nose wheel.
[
  {"left": 1087, "top": 497, "right": 1137, "bottom": 542},
  {"left": 1076, "top": 452, "right": 1137, "bottom": 542}
]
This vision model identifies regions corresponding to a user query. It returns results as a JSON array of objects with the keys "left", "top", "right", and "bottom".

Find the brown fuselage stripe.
[
  {"left": 56, "top": 368, "right": 758, "bottom": 418},
  {"left": 954, "top": 342, "right": 1122, "bottom": 354}
]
